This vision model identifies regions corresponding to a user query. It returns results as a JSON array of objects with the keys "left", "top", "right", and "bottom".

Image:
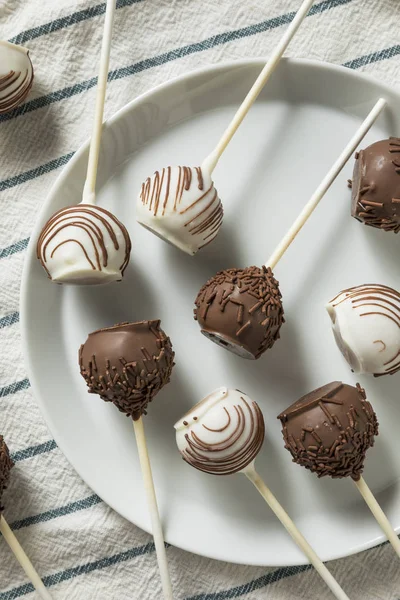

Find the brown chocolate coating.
[
  {"left": 79, "top": 320, "right": 175, "bottom": 420},
  {"left": 278, "top": 382, "right": 378, "bottom": 481},
  {"left": 351, "top": 138, "right": 400, "bottom": 233},
  {"left": 194, "top": 266, "right": 284, "bottom": 360},
  {"left": 0, "top": 436, "right": 13, "bottom": 511}
]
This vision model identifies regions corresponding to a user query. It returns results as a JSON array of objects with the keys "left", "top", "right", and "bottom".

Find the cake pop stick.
[
  {"left": 36, "top": 0, "right": 132, "bottom": 285},
  {"left": 0, "top": 436, "right": 52, "bottom": 599},
  {"left": 278, "top": 381, "right": 400, "bottom": 560},
  {"left": 136, "top": 0, "right": 315, "bottom": 256},
  {"left": 0, "top": 41, "right": 34, "bottom": 114},
  {"left": 79, "top": 321, "right": 175, "bottom": 599},
  {"left": 194, "top": 99, "right": 387, "bottom": 360},
  {"left": 175, "top": 388, "right": 350, "bottom": 600}
]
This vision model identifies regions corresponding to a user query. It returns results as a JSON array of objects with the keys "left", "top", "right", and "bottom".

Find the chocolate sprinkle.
[
  {"left": 79, "top": 320, "right": 175, "bottom": 420},
  {"left": 194, "top": 266, "right": 285, "bottom": 360},
  {"left": 0, "top": 436, "right": 14, "bottom": 512},
  {"left": 277, "top": 382, "right": 378, "bottom": 481}
]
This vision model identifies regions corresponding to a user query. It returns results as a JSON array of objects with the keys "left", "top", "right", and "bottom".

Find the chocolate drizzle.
[
  {"left": 0, "top": 60, "right": 34, "bottom": 114},
  {"left": 351, "top": 138, "right": 400, "bottom": 233},
  {"left": 0, "top": 436, "right": 13, "bottom": 512},
  {"left": 37, "top": 205, "right": 131, "bottom": 280},
  {"left": 278, "top": 382, "right": 378, "bottom": 480},
  {"left": 180, "top": 396, "right": 265, "bottom": 475},
  {"left": 79, "top": 320, "right": 175, "bottom": 420},
  {"left": 194, "top": 266, "right": 285, "bottom": 359},
  {"left": 330, "top": 284, "right": 400, "bottom": 376}
]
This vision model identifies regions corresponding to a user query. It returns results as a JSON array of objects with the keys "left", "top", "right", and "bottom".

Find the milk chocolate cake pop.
[
  {"left": 0, "top": 436, "right": 13, "bottom": 511},
  {"left": 175, "top": 387, "right": 265, "bottom": 475},
  {"left": 351, "top": 138, "right": 400, "bottom": 233},
  {"left": 137, "top": 166, "right": 223, "bottom": 255},
  {"left": 194, "top": 266, "right": 284, "bottom": 360},
  {"left": 278, "top": 382, "right": 378, "bottom": 480},
  {"left": 327, "top": 284, "right": 400, "bottom": 377},
  {"left": 79, "top": 320, "right": 174, "bottom": 419},
  {"left": 0, "top": 41, "right": 34, "bottom": 114},
  {"left": 37, "top": 205, "right": 131, "bottom": 284}
]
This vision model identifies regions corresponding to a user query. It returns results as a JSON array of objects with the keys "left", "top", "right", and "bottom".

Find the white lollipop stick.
[
  {"left": 133, "top": 418, "right": 173, "bottom": 600},
  {"left": 265, "top": 98, "right": 387, "bottom": 270},
  {"left": 202, "top": 0, "right": 315, "bottom": 174},
  {"left": 354, "top": 476, "right": 400, "bottom": 558},
  {"left": 244, "top": 465, "right": 350, "bottom": 600},
  {"left": 82, "top": 0, "right": 116, "bottom": 205},
  {"left": 0, "top": 515, "right": 52, "bottom": 600}
]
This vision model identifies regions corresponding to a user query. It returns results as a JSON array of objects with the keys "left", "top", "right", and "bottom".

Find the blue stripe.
[
  {"left": 343, "top": 45, "right": 400, "bottom": 69},
  {"left": 0, "top": 542, "right": 156, "bottom": 599},
  {"left": 0, "top": 238, "right": 29, "bottom": 260},
  {"left": 0, "top": 152, "right": 74, "bottom": 192},
  {"left": 0, "top": 378, "right": 30, "bottom": 398},
  {"left": 0, "top": 0, "right": 352, "bottom": 124},
  {"left": 0, "top": 312, "right": 19, "bottom": 329},
  {"left": 11, "top": 494, "right": 102, "bottom": 530},
  {"left": 11, "top": 440, "right": 57, "bottom": 463},
  {"left": 9, "top": 0, "right": 145, "bottom": 46},
  {"left": 187, "top": 566, "right": 312, "bottom": 600}
]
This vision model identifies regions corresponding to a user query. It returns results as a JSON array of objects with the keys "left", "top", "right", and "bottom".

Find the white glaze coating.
[
  {"left": 0, "top": 41, "right": 34, "bottom": 114},
  {"left": 326, "top": 284, "right": 400, "bottom": 376},
  {"left": 37, "top": 204, "right": 131, "bottom": 285},
  {"left": 174, "top": 387, "right": 265, "bottom": 475},
  {"left": 136, "top": 166, "right": 223, "bottom": 255}
]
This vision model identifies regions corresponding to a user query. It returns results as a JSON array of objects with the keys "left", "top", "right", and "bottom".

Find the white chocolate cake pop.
[
  {"left": 0, "top": 41, "right": 34, "bottom": 114},
  {"left": 175, "top": 387, "right": 264, "bottom": 475},
  {"left": 327, "top": 284, "right": 400, "bottom": 377},
  {"left": 136, "top": 166, "right": 223, "bottom": 255},
  {"left": 37, "top": 205, "right": 131, "bottom": 285}
]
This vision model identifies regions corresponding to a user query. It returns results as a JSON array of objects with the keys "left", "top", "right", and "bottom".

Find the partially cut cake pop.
[
  {"left": 175, "top": 387, "right": 265, "bottom": 475},
  {"left": 0, "top": 436, "right": 13, "bottom": 511},
  {"left": 194, "top": 266, "right": 284, "bottom": 360},
  {"left": 351, "top": 138, "right": 400, "bottom": 233},
  {"left": 37, "top": 205, "right": 131, "bottom": 285},
  {"left": 278, "top": 381, "right": 378, "bottom": 480},
  {"left": 137, "top": 166, "right": 223, "bottom": 255},
  {"left": 0, "top": 41, "right": 34, "bottom": 114},
  {"left": 327, "top": 284, "right": 400, "bottom": 377},
  {"left": 79, "top": 320, "right": 175, "bottom": 419}
]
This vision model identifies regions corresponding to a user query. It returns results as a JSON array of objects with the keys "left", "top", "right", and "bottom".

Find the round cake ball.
[
  {"left": 194, "top": 266, "right": 285, "bottom": 360},
  {"left": 0, "top": 436, "right": 14, "bottom": 511},
  {"left": 351, "top": 138, "right": 400, "bottom": 233},
  {"left": 327, "top": 284, "right": 400, "bottom": 377},
  {"left": 0, "top": 41, "right": 34, "bottom": 114},
  {"left": 79, "top": 320, "right": 175, "bottom": 419},
  {"left": 37, "top": 204, "right": 131, "bottom": 285},
  {"left": 278, "top": 381, "right": 378, "bottom": 480},
  {"left": 136, "top": 166, "right": 223, "bottom": 255},
  {"left": 175, "top": 387, "right": 265, "bottom": 475}
]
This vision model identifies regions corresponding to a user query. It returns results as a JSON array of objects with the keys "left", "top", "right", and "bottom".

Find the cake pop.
[
  {"left": 0, "top": 41, "right": 34, "bottom": 114},
  {"left": 278, "top": 382, "right": 400, "bottom": 558},
  {"left": 36, "top": 0, "right": 132, "bottom": 286},
  {"left": 351, "top": 138, "right": 400, "bottom": 233},
  {"left": 194, "top": 100, "right": 387, "bottom": 359},
  {"left": 136, "top": 0, "right": 315, "bottom": 255},
  {"left": 175, "top": 388, "right": 350, "bottom": 600},
  {"left": 0, "top": 436, "right": 53, "bottom": 599},
  {"left": 79, "top": 320, "right": 174, "bottom": 599},
  {"left": 327, "top": 284, "right": 400, "bottom": 377}
]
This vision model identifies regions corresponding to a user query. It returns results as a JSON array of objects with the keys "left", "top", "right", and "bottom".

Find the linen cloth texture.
[{"left": 1, "top": 0, "right": 400, "bottom": 598}]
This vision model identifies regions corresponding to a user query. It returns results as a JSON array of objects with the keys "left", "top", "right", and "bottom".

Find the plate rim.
[{"left": 20, "top": 57, "right": 399, "bottom": 566}]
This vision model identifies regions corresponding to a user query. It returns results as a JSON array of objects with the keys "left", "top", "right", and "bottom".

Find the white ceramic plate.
[{"left": 21, "top": 59, "right": 400, "bottom": 566}]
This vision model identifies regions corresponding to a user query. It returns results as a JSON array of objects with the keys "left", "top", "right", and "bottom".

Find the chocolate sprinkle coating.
[
  {"left": 351, "top": 137, "right": 400, "bottom": 233},
  {"left": 277, "top": 382, "right": 378, "bottom": 481},
  {"left": 0, "top": 436, "right": 14, "bottom": 511},
  {"left": 194, "top": 266, "right": 284, "bottom": 360},
  {"left": 79, "top": 320, "right": 175, "bottom": 420}
]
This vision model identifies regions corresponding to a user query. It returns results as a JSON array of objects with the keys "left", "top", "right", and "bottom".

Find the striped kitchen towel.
[{"left": 1, "top": 0, "right": 400, "bottom": 598}]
